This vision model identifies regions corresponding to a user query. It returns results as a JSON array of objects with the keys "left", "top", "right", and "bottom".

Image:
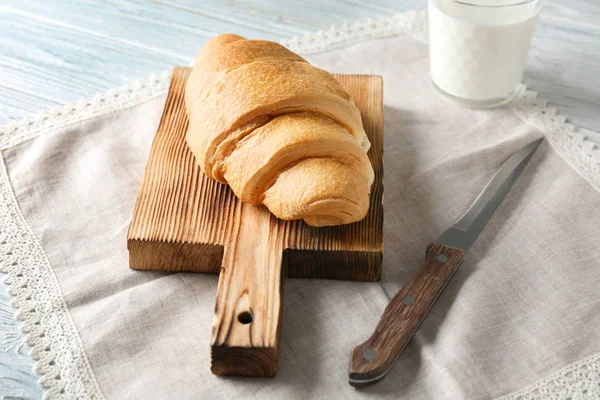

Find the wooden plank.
[
  {"left": 1, "top": 0, "right": 600, "bottom": 132},
  {"left": 0, "top": 297, "right": 40, "bottom": 399},
  {"left": 0, "top": 6, "right": 182, "bottom": 103},
  {"left": 127, "top": 68, "right": 383, "bottom": 376}
]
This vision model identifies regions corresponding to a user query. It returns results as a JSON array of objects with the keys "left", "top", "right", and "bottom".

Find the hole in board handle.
[
  {"left": 238, "top": 311, "right": 253, "bottom": 325},
  {"left": 436, "top": 254, "right": 448, "bottom": 263}
]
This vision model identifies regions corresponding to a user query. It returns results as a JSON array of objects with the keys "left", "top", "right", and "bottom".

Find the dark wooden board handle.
[{"left": 349, "top": 243, "right": 465, "bottom": 387}]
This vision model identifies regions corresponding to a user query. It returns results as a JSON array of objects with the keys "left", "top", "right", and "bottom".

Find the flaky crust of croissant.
[{"left": 185, "top": 34, "right": 374, "bottom": 227}]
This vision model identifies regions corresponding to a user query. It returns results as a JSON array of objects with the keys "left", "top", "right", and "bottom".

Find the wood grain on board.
[{"left": 127, "top": 67, "right": 383, "bottom": 376}]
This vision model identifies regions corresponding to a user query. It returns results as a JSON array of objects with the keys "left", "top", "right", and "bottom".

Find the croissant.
[{"left": 185, "top": 34, "right": 374, "bottom": 227}]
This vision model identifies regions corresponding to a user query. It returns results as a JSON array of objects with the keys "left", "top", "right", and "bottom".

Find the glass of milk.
[{"left": 428, "top": 0, "right": 542, "bottom": 108}]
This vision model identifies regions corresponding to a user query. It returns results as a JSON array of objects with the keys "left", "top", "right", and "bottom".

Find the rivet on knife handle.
[{"left": 349, "top": 243, "right": 465, "bottom": 387}]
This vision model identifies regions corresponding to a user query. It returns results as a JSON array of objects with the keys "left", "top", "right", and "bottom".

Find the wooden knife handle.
[{"left": 349, "top": 243, "right": 465, "bottom": 386}]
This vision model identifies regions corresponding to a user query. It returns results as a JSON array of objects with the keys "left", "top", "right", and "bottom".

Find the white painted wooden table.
[{"left": 0, "top": 1, "right": 599, "bottom": 398}]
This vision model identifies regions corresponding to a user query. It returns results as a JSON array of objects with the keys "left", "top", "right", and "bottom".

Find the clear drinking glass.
[{"left": 428, "top": 0, "right": 542, "bottom": 108}]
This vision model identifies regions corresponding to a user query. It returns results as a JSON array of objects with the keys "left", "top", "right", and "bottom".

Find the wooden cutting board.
[{"left": 127, "top": 67, "right": 383, "bottom": 377}]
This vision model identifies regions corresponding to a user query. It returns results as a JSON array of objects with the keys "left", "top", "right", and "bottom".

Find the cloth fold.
[{"left": 1, "top": 11, "right": 599, "bottom": 400}]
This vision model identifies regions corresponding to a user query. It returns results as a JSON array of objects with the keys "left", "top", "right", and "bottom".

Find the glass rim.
[{"left": 450, "top": 0, "right": 540, "bottom": 7}]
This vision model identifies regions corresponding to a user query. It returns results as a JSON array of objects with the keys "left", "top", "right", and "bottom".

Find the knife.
[{"left": 348, "top": 138, "right": 544, "bottom": 388}]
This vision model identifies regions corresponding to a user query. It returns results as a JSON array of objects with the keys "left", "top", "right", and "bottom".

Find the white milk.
[{"left": 428, "top": 0, "right": 540, "bottom": 107}]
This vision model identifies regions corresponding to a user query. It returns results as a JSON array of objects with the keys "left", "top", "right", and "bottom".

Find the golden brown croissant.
[{"left": 185, "top": 34, "right": 374, "bottom": 227}]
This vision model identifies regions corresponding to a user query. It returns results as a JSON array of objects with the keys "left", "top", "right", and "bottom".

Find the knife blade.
[{"left": 348, "top": 138, "right": 544, "bottom": 388}]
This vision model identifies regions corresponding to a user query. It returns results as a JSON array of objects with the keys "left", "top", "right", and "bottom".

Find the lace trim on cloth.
[
  {"left": 510, "top": 90, "right": 600, "bottom": 193},
  {"left": 280, "top": 10, "right": 429, "bottom": 53},
  {"left": 498, "top": 352, "right": 600, "bottom": 400},
  {"left": 0, "top": 9, "right": 598, "bottom": 400},
  {"left": 0, "top": 70, "right": 171, "bottom": 151},
  {"left": 0, "top": 155, "right": 105, "bottom": 400}
]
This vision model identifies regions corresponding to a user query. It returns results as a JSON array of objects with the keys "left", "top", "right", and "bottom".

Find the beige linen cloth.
[{"left": 1, "top": 11, "right": 599, "bottom": 400}]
